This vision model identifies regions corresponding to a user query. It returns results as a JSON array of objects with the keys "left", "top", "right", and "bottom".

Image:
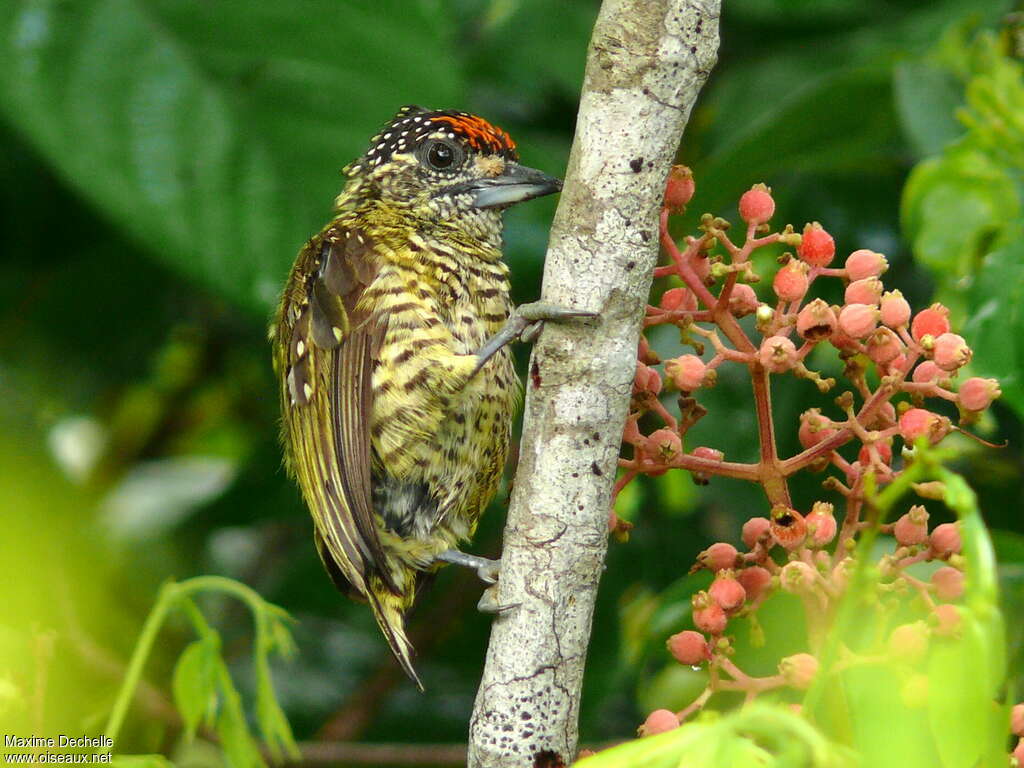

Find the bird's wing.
[{"left": 275, "top": 225, "right": 397, "bottom": 597}]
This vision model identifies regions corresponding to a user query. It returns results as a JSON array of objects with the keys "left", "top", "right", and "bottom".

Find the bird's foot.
[
  {"left": 435, "top": 549, "right": 520, "bottom": 614},
  {"left": 471, "top": 301, "right": 598, "bottom": 376}
]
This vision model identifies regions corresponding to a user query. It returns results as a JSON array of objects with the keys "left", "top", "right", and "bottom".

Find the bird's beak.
[{"left": 460, "top": 163, "right": 563, "bottom": 209}]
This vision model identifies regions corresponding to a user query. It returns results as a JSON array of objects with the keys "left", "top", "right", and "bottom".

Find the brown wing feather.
[{"left": 275, "top": 225, "right": 396, "bottom": 596}]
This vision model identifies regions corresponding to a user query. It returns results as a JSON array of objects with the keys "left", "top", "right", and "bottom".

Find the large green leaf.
[{"left": 0, "top": 0, "right": 463, "bottom": 315}]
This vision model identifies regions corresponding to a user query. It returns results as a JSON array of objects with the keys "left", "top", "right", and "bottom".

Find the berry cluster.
[{"left": 614, "top": 167, "right": 1012, "bottom": 745}]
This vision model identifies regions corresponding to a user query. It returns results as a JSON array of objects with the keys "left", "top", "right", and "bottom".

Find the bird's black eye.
[{"left": 420, "top": 140, "right": 462, "bottom": 171}]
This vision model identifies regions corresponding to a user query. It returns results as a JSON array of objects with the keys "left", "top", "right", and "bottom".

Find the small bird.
[{"left": 271, "top": 105, "right": 586, "bottom": 688}]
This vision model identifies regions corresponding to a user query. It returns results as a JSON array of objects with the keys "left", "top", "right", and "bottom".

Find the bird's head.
[{"left": 340, "top": 106, "right": 561, "bottom": 239}]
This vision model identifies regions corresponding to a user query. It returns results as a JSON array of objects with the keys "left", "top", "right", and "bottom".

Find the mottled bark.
[{"left": 467, "top": 1, "right": 720, "bottom": 766}]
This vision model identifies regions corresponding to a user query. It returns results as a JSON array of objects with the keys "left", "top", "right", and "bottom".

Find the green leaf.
[
  {"left": 110, "top": 756, "right": 174, "bottom": 768},
  {"left": 215, "top": 659, "right": 266, "bottom": 768},
  {"left": 0, "top": 0, "right": 463, "bottom": 314},
  {"left": 893, "top": 61, "right": 964, "bottom": 157},
  {"left": 171, "top": 636, "right": 218, "bottom": 740}
]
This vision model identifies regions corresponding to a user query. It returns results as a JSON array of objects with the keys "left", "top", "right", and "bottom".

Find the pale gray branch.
[{"left": 467, "top": 1, "right": 720, "bottom": 766}]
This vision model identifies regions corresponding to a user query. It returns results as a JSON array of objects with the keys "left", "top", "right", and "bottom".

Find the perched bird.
[{"left": 271, "top": 105, "right": 586, "bottom": 688}]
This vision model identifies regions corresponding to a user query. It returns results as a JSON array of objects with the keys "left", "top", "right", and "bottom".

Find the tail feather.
[{"left": 366, "top": 583, "right": 423, "bottom": 691}]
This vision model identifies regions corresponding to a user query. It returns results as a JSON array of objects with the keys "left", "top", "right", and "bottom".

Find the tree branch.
[{"left": 467, "top": 2, "right": 720, "bottom": 766}]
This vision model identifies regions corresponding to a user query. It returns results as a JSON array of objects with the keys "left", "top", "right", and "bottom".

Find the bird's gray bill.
[{"left": 464, "top": 163, "right": 562, "bottom": 209}]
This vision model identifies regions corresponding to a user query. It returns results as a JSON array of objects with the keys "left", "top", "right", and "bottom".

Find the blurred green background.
[{"left": 1, "top": 0, "right": 1022, "bottom": 763}]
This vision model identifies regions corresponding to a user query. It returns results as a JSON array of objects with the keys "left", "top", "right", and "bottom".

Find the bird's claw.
[{"left": 472, "top": 301, "right": 598, "bottom": 376}]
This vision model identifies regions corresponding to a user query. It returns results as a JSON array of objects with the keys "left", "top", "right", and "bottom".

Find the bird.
[{"left": 270, "top": 105, "right": 589, "bottom": 688}]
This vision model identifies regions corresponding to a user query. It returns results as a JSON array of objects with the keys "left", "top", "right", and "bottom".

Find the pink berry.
[
  {"left": 893, "top": 506, "right": 929, "bottom": 546},
  {"left": 899, "top": 408, "right": 939, "bottom": 443},
  {"left": 1011, "top": 703, "right": 1024, "bottom": 737},
  {"left": 779, "top": 653, "right": 818, "bottom": 690},
  {"left": 686, "top": 250, "right": 711, "bottom": 282},
  {"left": 888, "top": 621, "right": 929, "bottom": 666},
  {"left": 798, "top": 408, "right": 837, "bottom": 449},
  {"left": 932, "top": 333, "right": 972, "bottom": 371},
  {"left": 866, "top": 327, "right": 902, "bottom": 366},
  {"left": 728, "top": 283, "right": 759, "bottom": 316},
  {"left": 838, "top": 303, "right": 880, "bottom": 339},
  {"left": 796, "top": 298, "right": 838, "bottom": 341},
  {"left": 805, "top": 503, "right": 837, "bottom": 547},
  {"left": 845, "top": 249, "right": 889, "bottom": 280},
  {"left": 880, "top": 290, "right": 912, "bottom": 328},
  {"left": 742, "top": 517, "right": 771, "bottom": 549},
  {"left": 738, "top": 183, "right": 775, "bottom": 225},
  {"left": 633, "top": 362, "right": 662, "bottom": 396},
  {"left": 1014, "top": 737, "right": 1024, "bottom": 766},
  {"left": 667, "top": 630, "right": 710, "bottom": 665},
  {"left": 699, "top": 542, "right": 739, "bottom": 572},
  {"left": 640, "top": 709, "right": 680, "bottom": 736},
  {"left": 663, "top": 165, "right": 695, "bottom": 213},
  {"left": 709, "top": 571, "right": 747, "bottom": 613},
  {"left": 858, "top": 439, "right": 892, "bottom": 467},
  {"left": 958, "top": 377, "right": 1001, "bottom": 412},
  {"left": 693, "top": 601, "right": 728, "bottom": 635},
  {"left": 773, "top": 261, "right": 810, "bottom": 303},
  {"left": 660, "top": 286, "right": 697, "bottom": 312},
  {"left": 665, "top": 354, "right": 707, "bottom": 392},
  {"left": 691, "top": 446, "right": 723, "bottom": 463},
  {"left": 912, "top": 361, "right": 942, "bottom": 384},
  {"left": 930, "top": 522, "right": 961, "bottom": 557},
  {"left": 647, "top": 428, "right": 682, "bottom": 461},
  {"left": 931, "top": 566, "right": 964, "bottom": 601},
  {"left": 758, "top": 335, "right": 799, "bottom": 373},
  {"left": 911, "top": 304, "right": 951, "bottom": 342},
  {"left": 737, "top": 566, "right": 772, "bottom": 601},
  {"left": 798, "top": 222, "right": 835, "bottom": 267},
  {"left": 770, "top": 507, "right": 807, "bottom": 550},
  {"left": 844, "top": 277, "right": 883, "bottom": 306},
  {"left": 779, "top": 561, "right": 817, "bottom": 595},
  {"left": 932, "top": 603, "right": 961, "bottom": 636}
]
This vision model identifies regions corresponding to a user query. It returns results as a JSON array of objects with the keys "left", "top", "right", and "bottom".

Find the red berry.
[
  {"left": 779, "top": 561, "right": 817, "bottom": 595},
  {"left": 693, "top": 601, "right": 728, "bottom": 635},
  {"left": 728, "top": 283, "right": 759, "bottom": 316},
  {"left": 858, "top": 439, "right": 892, "bottom": 467},
  {"left": 899, "top": 408, "right": 939, "bottom": 443},
  {"left": 911, "top": 304, "right": 951, "bottom": 342},
  {"left": 958, "top": 377, "right": 1001, "bottom": 412},
  {"left": 930, "top": 522, "right": 961, "bottom": 557},
  {"left": 1011, "top": 703, "right": 1024, "bottom": 738},
  {"left": 738, "top": 183, "right": 775, "bottom": 225},
  {"left": 663, "top": 165, "right": 695, "bottom": 213},
  {"left": 779, "top": 653, "right": 818, "bottom": 690},
  {"left": 665, "top": 354, "right": 707, "bottom": 392},
  {"left": 893, "top": 506, "right": 929, "bottom": 546},
  {"left": 932, "top": 603, "right": 961, "bottom": 636},
  {"left": 773, "top": 261, "right": 810, "bottom": 303},
  {"left": 912, "top": 361, "right": 942, "bottom": 384},
  {"left": 709, "top": 571, "right": 746, "bottom": 613},
  {"left": 699, "top": 542, "right": 739, "bottom": 572},
  {"left": 805, "top": 502, "right": 837, "bottom": 547},
  {"left": 795, "top": 298, "right": 837, "bottom": 341},
  {"left": 667, "top": 630, "right": 710, "bottom": 665},
  {"left": 845, "top": 249, "right": 889, "bottom": 280},
  {"left": 838, "top": 303, "right": 879, "bottom": 339},
  {"left": 659, "top": 286, "right": 697, "bottom": 312},
  {"left": 932, "top": 333, "right": 972, "bottom": 371},
  {"left": 880, "top": 289, "right": 911, "bottom": 328},
  {"left": 1013, "top": 737, "right": 1024, "bottom": 766},
  {"left": 866, "top": 327, "right": 902, "bottom": 366},
  {"left": 770, "top": 507, "right": 807, "bottom": 550},
  {"left": 633, "top": 362, "right": 662, "bottom": 395},
  {"left": 647, "top": 428, "right": 682, "bottom": 461},
  {"left": 737, "top": 566, "right": 772, "bottom": 601},
  {"left": 758, "top": 335, "right": 798, "bottom": 373},
  {"left": 640, "top": 709, "right": 680, "bottom": 736},
  {"left": 931, "top": 566, "right": 964, "bottom": 601},
  {"left": 798, "top": 408, "right": 837, "bottom": 449},
  {"left": 888, "top": 621, "right": 929, "bottom": 666},
  {"left": 742, "top": 517, "right": 771, "bottom": 549},
  {"left": 844, "top": 277, "right": 883, "bottom": 306},
  {"left": 798, "top": 222, "right": 835, "bottom": 267},
  {"left": 691, "top": 446, "right": 723, "bottom": 463}
]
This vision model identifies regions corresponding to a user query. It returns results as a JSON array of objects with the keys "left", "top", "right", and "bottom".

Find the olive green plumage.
[{"left": 270, "top": 106, "right": 557, "bottom": 688}]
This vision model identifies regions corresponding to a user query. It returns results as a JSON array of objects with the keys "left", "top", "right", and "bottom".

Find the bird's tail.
[{"left": 366, "top": 575, "right": 423, "bottom": 691}]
